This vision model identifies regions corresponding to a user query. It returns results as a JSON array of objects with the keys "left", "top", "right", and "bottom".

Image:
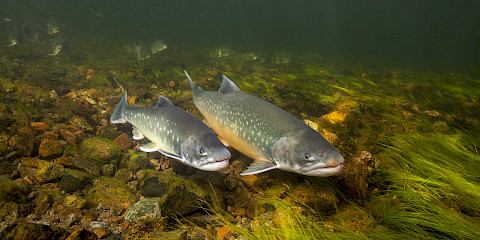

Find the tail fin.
[
  {"left": 110, "top": 92, "right": 128, "bottom": 124},
  {"left": 184, "top": 70, "right": 202, "bottom": 96}
]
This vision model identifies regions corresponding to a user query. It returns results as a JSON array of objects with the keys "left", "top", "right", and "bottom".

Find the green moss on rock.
[
  {"left": 80, "top": 137, "right": 120, "bottom": 165},
  {"left": 86, "top": 176, "right": 138, "bottom": 208}
]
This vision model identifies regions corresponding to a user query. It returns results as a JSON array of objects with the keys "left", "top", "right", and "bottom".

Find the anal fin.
[
  {"left": 240, "top": 160, "right": 278, "bottom": 175},
  {"left": 139, "top": 142, "right": 159, "bottom": 152}
]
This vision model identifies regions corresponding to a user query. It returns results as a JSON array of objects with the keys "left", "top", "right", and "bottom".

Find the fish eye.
[
  {"left": 198, "top": 147, "right": 208, "bottom": 156},
  {"left": 304, "top": 153, "right": 312, "bottom": 161}
]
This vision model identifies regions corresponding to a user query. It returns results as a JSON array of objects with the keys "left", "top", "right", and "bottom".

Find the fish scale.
[{"left": 186, "top": 71, "right": 344, "bottom": 176}]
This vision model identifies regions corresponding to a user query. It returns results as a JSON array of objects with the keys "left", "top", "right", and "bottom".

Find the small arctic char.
[
  {"left": 185, "top": 71, "right": 344, "bottom": 176},
  {"left": 110, "top": 92, "right": 231, "bottom": 171}
]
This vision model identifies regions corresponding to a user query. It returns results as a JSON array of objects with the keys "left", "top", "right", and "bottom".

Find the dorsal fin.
[
  {"left": 155, "top": 95, "right": 175, "bottom": 108},
  {"left": 219, "top": 75, "right": 241, "bottom": 94}
]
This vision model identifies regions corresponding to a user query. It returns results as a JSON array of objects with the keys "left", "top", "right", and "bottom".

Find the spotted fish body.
[
  {"left": 185, "top": 71, "right": 344, "bottom": 176},
  {"left": 110, "top": 92, "right": 231, "bottom": 171}
]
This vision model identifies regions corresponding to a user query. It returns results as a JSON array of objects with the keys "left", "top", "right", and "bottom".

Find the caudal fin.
[{"left": 110, "top": 92, "right": 128, "bottom": 124}]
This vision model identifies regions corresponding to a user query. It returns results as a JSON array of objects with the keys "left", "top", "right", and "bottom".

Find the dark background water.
[{"left": 1, "top": 0, "right": 479, "bottom": 72}]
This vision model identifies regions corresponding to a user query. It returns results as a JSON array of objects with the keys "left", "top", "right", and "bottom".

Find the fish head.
[
  {"left": 273, "top": 128, "right": 344, "bottom": 177},
  {"left": 181, "top": 132, "right": 231, "bottom": 171}
]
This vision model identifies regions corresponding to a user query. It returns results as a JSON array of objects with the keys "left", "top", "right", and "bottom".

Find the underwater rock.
[
  {"left": 69, "top": 116, "right": 93, "bottom": 132},
  {"left": 289, "top": 182, "right": 339, "bottom": 213},
  {"left": 118, "top": 149, "right": 152, "bottom": 172},
  {"left": 58, "top": 168, "right": 93, "bottom": 194},
  {"left": 320, "top": 110, "right": 350, "bottom": 125},
  {"left": 114, "top": 168, "right": 134, "bottom": 183},
  {"left": 0, "top": 202, "right": 22, "bottom": 229},
  {"left": 33, "top": 193, "right": 53, "bottom": 219},
  {"left": 74, "top": 98, "right": 95, "bottom": 115},
  {"left": 168, "top": 81, "right": 176, "bottom": 88},
  {"left": 19, "top": 157, "right": 39, "bottom": 168},
  {"left": 216, "top": 225, "right": 234, "bottom": 240},
  {"left": 113, "top": 133, "right": 132, "bottom": 151},
  {"left": 8, "top": 127, "right": 36, "bottom": 157},
  {"left": 320, "top": 129, "right": 341, "bottom": 146},
  {"left": 31, "top": 122, "right": 48, "bottom": 131},
  {"left": 102, "top": 163, "right": 117, "bottom": 177},
  {"left": 0, "top": 176, "right": 29, "bottom": 202},
  {"left": 36, "top": 160, "right": 64, "bottom": 183},
  {"left": 55, "top": 155, "right": 101, "bottom": 176},
  {"left": 80, "top": 138, "right": 120, "bottom": 165},
  {"left": 38, "top": 138, "right": 62, "bottom": 158},
  {"left": 337, "top": 151, "right": 376, "bottom": 201},
  {"left": 0, "top": 222, "right": 68, "bottom": 240},
  {"left": 139, "top": 170, "right": 210, "bottom": 217},
  {"left": 58, "top": 125, "right": 86, "bottom": 144},
  {"left": 124, "top": 197, "right": 161, "bottom": 222},
  {"left": 141, "top": 176, "right": 167, "bottom": 197},
  {"left": 86, "top": 177, "right": 138, "bottom": 209},
  {"left": 63, "top": 195, "right": 87, "bottom": 209},
  {"left": 335, "top": 98, "right": 359, "bottom": 111}
]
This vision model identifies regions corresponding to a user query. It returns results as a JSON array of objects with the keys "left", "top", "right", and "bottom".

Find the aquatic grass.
[
  {"left": 376, "top": 129, "right": 480, "bottom": 239},
  {"left": 209, "top": 195, "right": 383, "bottom": 240}
]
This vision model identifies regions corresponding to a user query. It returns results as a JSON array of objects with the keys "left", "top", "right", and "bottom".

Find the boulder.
[
  {"left": 80, "top": 138, "right": 120, "bottom": 165},
  {"left": 86, "top": 177, "right": 138, "bottom": 209}
]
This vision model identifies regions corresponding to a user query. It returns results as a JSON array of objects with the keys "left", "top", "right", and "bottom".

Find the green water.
[{"left": 1, "top": 0, "right": 479, "bottom": 71}]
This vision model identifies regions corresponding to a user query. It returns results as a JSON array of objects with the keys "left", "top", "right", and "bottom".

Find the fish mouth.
[
  {"left": 198, "top": 157, "right": 230, "bottom": 171},
  {"left": 301, "top": 163, "right": 344, "bottom": 177}
]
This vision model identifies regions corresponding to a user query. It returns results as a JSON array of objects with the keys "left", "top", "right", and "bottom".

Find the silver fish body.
[
  {"left": 110, "top": 92, "right": 230, "bottom": 171},
  {"left": 185, "top": 71, "right": 344, "bottom": 176}
]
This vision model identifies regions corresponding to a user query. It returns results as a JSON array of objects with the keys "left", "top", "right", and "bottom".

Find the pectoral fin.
[
  {"left": 132, "top": 128, "right": 145, "bottom": 140},
  {"left": 240, "top": 160, "right": 278, "bottom": 175},
  {"left": 158, "top": 150, "right": 184, "bottom": 162}
]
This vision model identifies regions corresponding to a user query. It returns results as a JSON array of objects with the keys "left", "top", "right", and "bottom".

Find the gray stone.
[
  {"left": 36, "top": 161, "right": 64, "bottom": 183},
  {"left": 124, "top": 197, "right": 161, "bottom": 222}
]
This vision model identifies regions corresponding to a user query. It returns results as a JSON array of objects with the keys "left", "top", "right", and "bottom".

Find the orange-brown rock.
[
  {"left": 31, "top": 122, "right": 47, "bottom": 131},
  {"left": 39, "top": 138, "right": 62, "bottom": 157},
  {"left": 59, "top": 125, "right": 87, "bottom": 144},
  {"left": 168, "top": 81, "right": 176, "bottom": 88},
  {"left": 63, "top": 91, "right": 77, "bottom": 99},
  {"left": 19, "top": 157, "right": 39, "bottom": 168},
  {"left": 114, "top": 133, "right": 132, "bottom": 151},
  {"left": 216, "top": 226, "right": 233, "bottom": 240},
  {"left": 234, "top": 208, "right": 246, "bottom": 217}
]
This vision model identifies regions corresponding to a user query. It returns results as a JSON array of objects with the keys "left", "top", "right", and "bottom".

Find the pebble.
[
  {"left": 168, "top": 81, "right": 176, "bottom": 87},
  {"left": 38, "top": 138, "right": 62, "bottom": 157}
]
